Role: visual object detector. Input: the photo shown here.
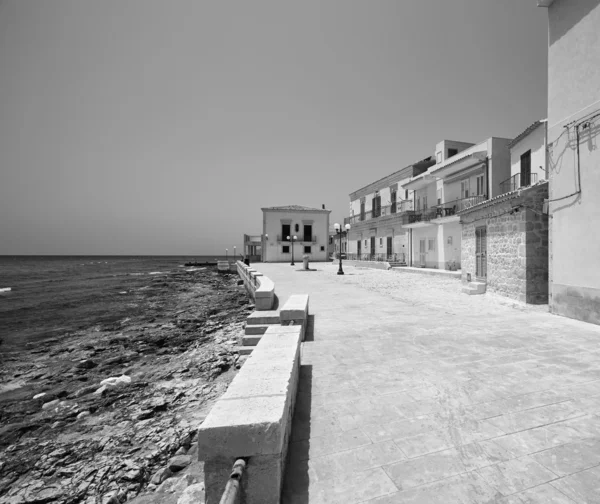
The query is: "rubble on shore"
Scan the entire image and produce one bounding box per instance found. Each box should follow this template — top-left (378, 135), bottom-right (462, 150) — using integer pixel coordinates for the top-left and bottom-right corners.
top-left (0, 267), bottom-right (251, 504)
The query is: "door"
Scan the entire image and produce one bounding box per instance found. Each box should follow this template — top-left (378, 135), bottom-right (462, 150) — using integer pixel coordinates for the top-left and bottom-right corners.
top-left (419, 239), bottom-right (426, 267)
top-left (386, 237), bottom-right (393, 258)
top-left (357, 240), bottom-right (361, 258)
top-left (520, 150), bottom-right (531, 188)
top-left (303, 224), bottom-right (312, 242)
top-left (476, 226), bottom-right (487, 279)
top-left (370, 237), bottom-right (376, 259)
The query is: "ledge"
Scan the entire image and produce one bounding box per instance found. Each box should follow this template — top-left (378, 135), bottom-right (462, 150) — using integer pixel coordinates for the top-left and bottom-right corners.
top-left (197, 321), bottom-right (304, 503)
top-left (237, 261), bottom-right (275, 310)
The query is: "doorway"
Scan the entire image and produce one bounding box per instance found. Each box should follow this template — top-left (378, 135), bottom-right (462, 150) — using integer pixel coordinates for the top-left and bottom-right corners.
top-left (475, 226), bottom-right (487, 279)
top-left (386, 237), bottom-right (393, 259)
top-left (370, 237), bottom-right (376, 259)
top-left (357, 240), bottom-right (361, 258)
top-left (419, 239), bottom-right (426, 267)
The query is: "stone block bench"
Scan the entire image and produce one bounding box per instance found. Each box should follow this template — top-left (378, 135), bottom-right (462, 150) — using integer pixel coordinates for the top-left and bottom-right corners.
top-left (279, 294), bottom-right (309, 341)
top-left (197, 324), bottom-right (302, 504)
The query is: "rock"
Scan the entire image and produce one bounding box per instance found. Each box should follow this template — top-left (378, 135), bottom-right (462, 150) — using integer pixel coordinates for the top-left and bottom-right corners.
top-left (174, 446), bottom-right (187, 455)
top-left (77, 411), bottom-right (90, 420)
top-left (100, 375), bottom-right (132, 388)
top-left (74, 384), bottom-right (99, 398)
top-left (177, 482), bottom-right (205, 504)
top-left (150, 467), bottom-right (172, 485)
top-left (137, 410), bottom-right (154, 420)
top-left (94, 385), bottom-right (108, 396)
top-left (33, 392), bottom-right (46, 400)
top-left (157, 473), bottom-right (195, 494)
top-left (76, 359), bottom-right (98, 369)
top-left (167, 455), bottom-right (191, 473)
top-left (42, 399), bottom-right (60, 410)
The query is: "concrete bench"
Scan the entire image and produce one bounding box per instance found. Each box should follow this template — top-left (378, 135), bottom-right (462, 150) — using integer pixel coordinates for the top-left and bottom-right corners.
top-left (279, 294), bottom-right (310, 341)
top-left (197, 325), bottom-right (302, 504)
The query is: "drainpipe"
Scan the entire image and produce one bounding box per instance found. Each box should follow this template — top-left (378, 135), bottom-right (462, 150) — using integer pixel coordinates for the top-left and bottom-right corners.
top-left (485, 157), bottom-right (490, 198)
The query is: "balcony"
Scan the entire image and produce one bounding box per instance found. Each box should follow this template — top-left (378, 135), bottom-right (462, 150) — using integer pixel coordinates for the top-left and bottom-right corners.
top-left (433, 195), bottom-right (487, 218)
top-left (343, 200), bottom-right (415, 226)
top-left (277, 235), bottom-right (317, 243)
top-left (500, 172), bottom-right (538, 195)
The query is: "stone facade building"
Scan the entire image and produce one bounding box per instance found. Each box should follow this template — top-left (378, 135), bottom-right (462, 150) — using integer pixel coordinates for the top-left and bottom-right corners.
top-left (460, 182), bottom-right (549, 304)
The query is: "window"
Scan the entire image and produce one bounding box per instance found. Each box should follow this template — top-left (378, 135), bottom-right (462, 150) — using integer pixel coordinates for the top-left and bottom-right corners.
top-left (405, 189), bottom-right (409, 200)
top-left (423, 195), bottom-right (428, 210)
top-left (416, 196), bottom-right (421, 211)
top-left (476, 174), bottom-right (485, 196)
top-left (379, 237), bottom-right (383, 246)
top-left (304, 246), bottom-right (311, 254)
top-left (282, 245), bottom-right (290, 253)
top-left (320, 246), bottom-right (325, 251)
top-left (448, 148), bottom-right (458, 158)
top-left (329, 236), bottom-right (333, 245)
top-left (437, 188), bottom-right (442, 206)
top-left (391, 190), bottom-right (397, 213)
top-left (360, 201), bottom-right (365, 221)
top-left (372, 194), bottom-right (382, 218)
top-left (436, 151), bottom-right (442, 163)
top-left (294, 223), bottom-right (299, 233)
top-left (281, 224), bottom-right (291, 241)
top-left (303, 224), bottom-right (312, 242)
top-left (461, 179), bottom-right (470, 199)
top-left (428, 239), bottom-right (435, 251)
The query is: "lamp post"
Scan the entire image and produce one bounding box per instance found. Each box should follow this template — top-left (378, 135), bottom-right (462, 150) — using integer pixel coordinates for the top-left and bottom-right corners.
top-left (287, 235), bottom-right (297, 266)
top-left (334, 223), bottom-right (348, 275)
top-left (262, 234), bottom-right (268, 262)
top-left (233, 246), bottom-right (236, 262)
top-left (345, 223), bottom-right (351, 258)
top-left (226, 248), bottom-right (228, 261)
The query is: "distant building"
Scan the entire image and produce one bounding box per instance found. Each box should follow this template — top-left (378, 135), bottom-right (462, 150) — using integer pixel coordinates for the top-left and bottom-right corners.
top-left (243, 234), bottom-right (262, 262)
top-left (345, 156), bottom-right (435, 264)
top-left (403, 137), bottom-right (512, 270)
top-left (329, 225), bottom-right (348, 258)
top-left (261, 205), bottom-right (331, 262)
top-left (458, 120), bottom-right (549, 302)
top-left (538, 0), bottom-right (600, 324)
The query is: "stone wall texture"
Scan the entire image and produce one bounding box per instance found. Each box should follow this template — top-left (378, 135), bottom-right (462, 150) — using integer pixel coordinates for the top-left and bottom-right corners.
top-left (461, 183), bottom-right (549, 304)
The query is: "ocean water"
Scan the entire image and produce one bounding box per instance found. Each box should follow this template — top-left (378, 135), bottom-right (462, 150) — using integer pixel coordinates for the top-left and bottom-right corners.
top-left (0, 255), bottom-right (235, 351)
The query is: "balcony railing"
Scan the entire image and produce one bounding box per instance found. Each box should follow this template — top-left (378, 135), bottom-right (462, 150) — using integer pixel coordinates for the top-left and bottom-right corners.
top-left (500, 172), bottom-right (538, 194)
top-left (432, 195), bottom-right (486, 217)
top-left (277, 235), bottom-right (317, 243)
top-left (343, 200), bottom-right (415, 226)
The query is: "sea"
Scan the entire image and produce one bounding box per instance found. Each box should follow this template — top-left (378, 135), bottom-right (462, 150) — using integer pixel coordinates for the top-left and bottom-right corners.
top-left (0, 255), bottom-right (234, 352)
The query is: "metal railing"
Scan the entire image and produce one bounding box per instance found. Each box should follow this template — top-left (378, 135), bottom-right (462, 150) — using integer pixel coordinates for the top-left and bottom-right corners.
top-left (343, 200), bottom-right (415, 226)
top-left (220, 459), bottom-right (246, 504)
top-left (345, 252), bottom-right (406, 263)
top-left (500, 172), bottom-right (538, 194)
top-left (430, 195), bottom-right (487, 217)
top-left (277, 235), bottom-right (317, 243)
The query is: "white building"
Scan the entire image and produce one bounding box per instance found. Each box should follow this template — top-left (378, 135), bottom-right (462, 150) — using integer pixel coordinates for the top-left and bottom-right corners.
top-left (262, 205), bottom-right (331, 262)
top-left (403, 137), bottom-right (512, 269)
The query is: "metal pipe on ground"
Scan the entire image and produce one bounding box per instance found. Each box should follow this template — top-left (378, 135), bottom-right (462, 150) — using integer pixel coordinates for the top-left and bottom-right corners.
top-left (219, 459), bottom-right (247, 504)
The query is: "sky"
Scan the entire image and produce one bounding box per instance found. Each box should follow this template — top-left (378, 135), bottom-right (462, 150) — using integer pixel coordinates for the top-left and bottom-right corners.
top-left (0, 0), bottom-right (549, 255)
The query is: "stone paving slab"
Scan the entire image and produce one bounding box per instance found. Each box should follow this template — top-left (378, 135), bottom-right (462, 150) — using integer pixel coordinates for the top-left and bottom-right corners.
top-left (252, 263), bottom-right (600, 504)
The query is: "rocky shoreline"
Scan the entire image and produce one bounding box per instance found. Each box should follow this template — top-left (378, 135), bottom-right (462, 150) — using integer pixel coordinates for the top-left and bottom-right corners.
top-left (0, 266), bottom-right (250, 504)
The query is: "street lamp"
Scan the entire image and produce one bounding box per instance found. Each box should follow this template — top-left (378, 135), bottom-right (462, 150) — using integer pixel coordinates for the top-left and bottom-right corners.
top-left (261, 234), bottom-right (268, 262)
top-left (345, 223), bottom-right (351, 258)
top-left (287, 235), bottom-right (297, 266)
top-left (225, 248), bottom-right (228, 261)
top-left (233, 246), bottom-right (236, 261)
top-left (334, 223), bottom-right (349, 275)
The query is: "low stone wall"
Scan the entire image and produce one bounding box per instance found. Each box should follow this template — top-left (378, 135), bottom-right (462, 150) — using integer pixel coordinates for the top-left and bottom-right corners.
top-left (236, 261), bottom-right (275, 310)
top-left (280, 294), bottom-right (309, 341)
top-left (197, 324), bottom-right (303, 504)
top-left (342, 260), bottom-right (391, 270)
top-left (460, 183), bottom-right (549, 304)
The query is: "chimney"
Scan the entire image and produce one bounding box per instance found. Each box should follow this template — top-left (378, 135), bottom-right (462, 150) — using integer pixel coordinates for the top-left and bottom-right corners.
top-left (322, 204), bottom-right (325, 209)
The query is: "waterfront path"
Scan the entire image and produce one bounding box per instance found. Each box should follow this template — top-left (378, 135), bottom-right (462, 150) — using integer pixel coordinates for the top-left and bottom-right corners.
top-left (255, 262), bottom-right (600, 504)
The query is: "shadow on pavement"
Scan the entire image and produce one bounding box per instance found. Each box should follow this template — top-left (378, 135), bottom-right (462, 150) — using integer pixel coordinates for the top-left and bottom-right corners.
top-left (282, 365), bottom-right (312, 504)
top-left (304, 315), bottom-right (315, 342)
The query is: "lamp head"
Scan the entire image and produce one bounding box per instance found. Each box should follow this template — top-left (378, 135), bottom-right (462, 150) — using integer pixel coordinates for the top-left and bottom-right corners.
top-left (334, 222), bottom-right (340, 231)
top-left (265, 234), bottom-right (268, 239)
top-left (344, 223), bottom-right (351, 231)
top-left (287, 235), bottom-right (290, 240)
top-left (293, 235), bottom-right (297, 240)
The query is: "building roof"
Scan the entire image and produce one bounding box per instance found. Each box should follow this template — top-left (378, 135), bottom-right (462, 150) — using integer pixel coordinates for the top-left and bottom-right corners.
top-left (261, 205), bottom-right (330, 212)
top-left (508, 120), bottom-right (546, 149)
top-left (348, 156), bottom-right (435, 200)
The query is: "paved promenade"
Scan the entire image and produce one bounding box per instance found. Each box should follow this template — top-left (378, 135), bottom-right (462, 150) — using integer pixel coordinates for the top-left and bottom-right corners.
top-left (255, 262), bottom-right (600, 504)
